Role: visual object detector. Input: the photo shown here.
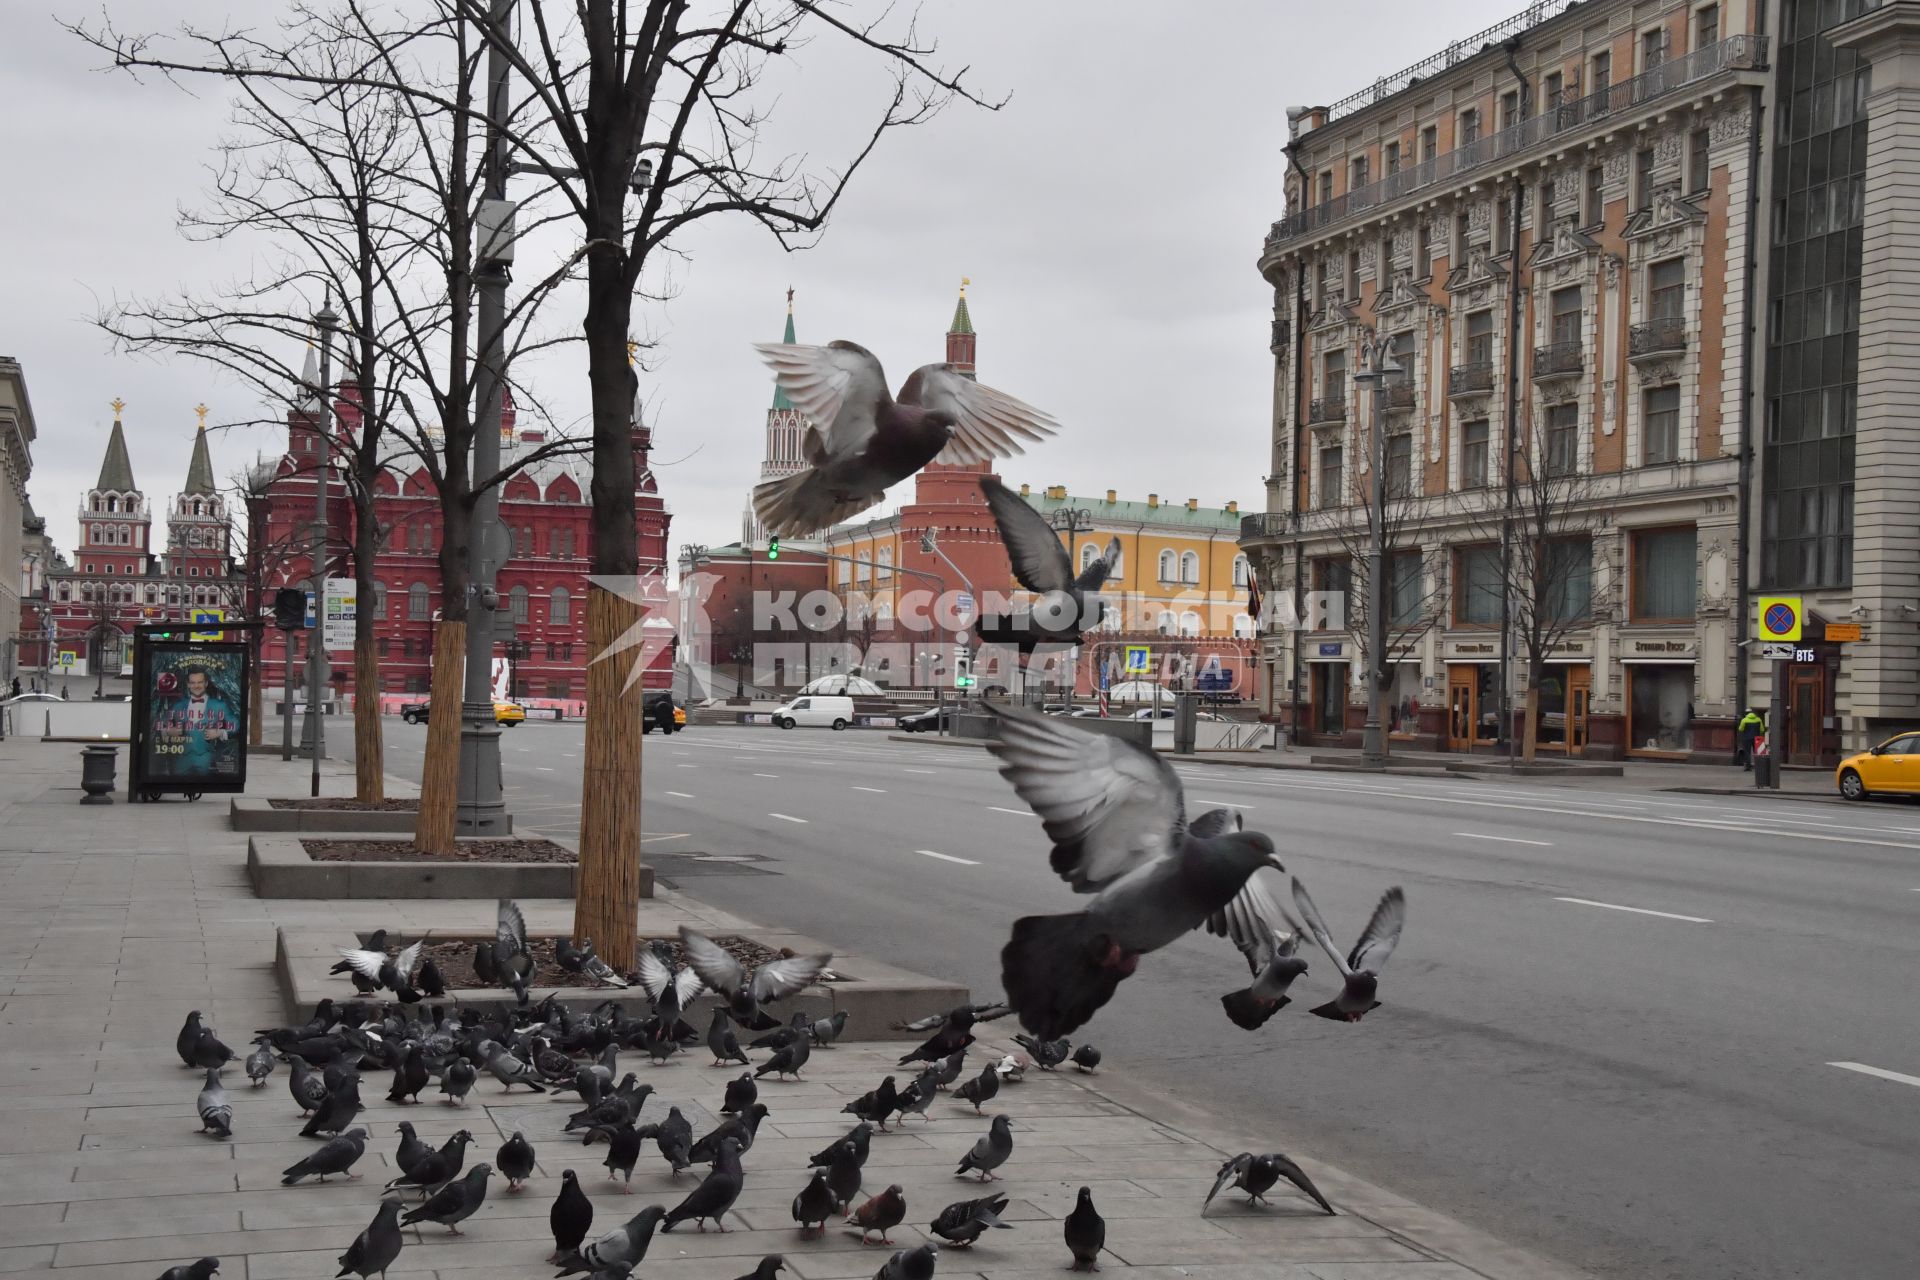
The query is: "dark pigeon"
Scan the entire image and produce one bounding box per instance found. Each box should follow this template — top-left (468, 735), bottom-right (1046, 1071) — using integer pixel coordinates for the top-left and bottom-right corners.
top-left (1071, 1044), bottom-right (1102, 1073)
top-left (177, 1011), bottom-right (210, 1068)
top-left (1204, 1151), bottom-right (1335, 1216)
top-left (386, 1129), bottom-right (471, 1196)
top-left (334, 1199), bottom-right (403, 1280)
top-left (928, 1049), bottom-right (967, 1090)
top-left (187, 1028), bottom-right (236, 1071)
top-left (930, 1193), bottom-right (1010, 1248)
top-left (722, 1072), bottom-right (758, 1115)
top-left (873, 1242), bottom-right (939, 1280)
top-left (301, 1075), bottom-right (362, 1138)
top-left (386, 1043), bottom-right (429, 1104)
top-left (283, 1127), bottom-right (368, 1184)
top-left (846, 1183), bottom-right (905, 1245)
top-left (393, 1122), bottom-right (430, 1179)
top-left (549, 1169), bottom-right (594, 1262)
top-left (792, 1171), bottom-right (837, 1238)
top-left (810, 1122), bottom-right (872, 1170)
top-left (499, 1131), bottom-right (537, 1190)
top-left (1291, 878), bottom-right (1405, 1022)
top-left (288, 1054), bottom-right (329, 1116)
top-left (824, 1138), bottom-right (863, 1213)
top-left (1064, 1186), bottom-right (1105, 1271)
top-left (401, 1163), bottom-right (491, 1233)
top-left (953, 1064), bottom-right (999, 1114)
top-left (954, 1115), bottom-right (1013, 1182)
top-left (842, 1075), bottom-right (897, 1129)
top-left (652, 1106), bottom-right (694, 1175)
top-left (1012, 1034), bottom-right (1071, 1070)
top-left (978, 474), bottom-right (1120, 650)
top-left (439, 1057), bottom-right (477, 1105)
top-left (734, 1256), bottom-right (785, 1280)
top-left (750, 1012), bottom-right (811, 1052)
top-left (754, 1034), bottom-right (810, 1080)
top-left (688, 1103), bottom-right (767, 1164)
top-left (158, 1259), bottom-right (220, 1280)
top-left (678, 926), bottom-right (829, 1028)
top-left (591, 1122), bottom-right (643, 1193)
top-left (333, 940), bottom-right (424, 1002)
top-left (896, 1009), bottom-right (976, 1067)
top-left (416, 958), bottom-right (447, 998)
top-left (708, 1007), bottom-right (750, 1066)
top-left (662, 1138), bottom-right (742, 1232)
top-left (1207, 871), bottom-right (1310, 1030)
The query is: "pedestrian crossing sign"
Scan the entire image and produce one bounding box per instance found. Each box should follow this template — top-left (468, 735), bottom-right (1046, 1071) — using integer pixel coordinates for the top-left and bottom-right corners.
top-left (190, 608), bottom-right (226, 641)
top-left (1123, 644), bottom-right (1152, 674)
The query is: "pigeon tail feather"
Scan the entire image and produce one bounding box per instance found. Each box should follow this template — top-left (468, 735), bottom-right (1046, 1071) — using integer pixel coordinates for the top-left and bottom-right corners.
top-left (999, 912), bottom-right (1128, 1040)
top-left (1220, 989), bottom-right (1288, 1030)
top-left (752, 470), bottom-right (881, 538)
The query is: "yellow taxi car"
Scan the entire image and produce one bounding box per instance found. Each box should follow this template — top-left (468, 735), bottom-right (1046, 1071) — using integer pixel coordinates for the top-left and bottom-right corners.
top-left (494, 701), bottom-right (526, 727)
top-left (1836, 732), bottom-right (1920, 800)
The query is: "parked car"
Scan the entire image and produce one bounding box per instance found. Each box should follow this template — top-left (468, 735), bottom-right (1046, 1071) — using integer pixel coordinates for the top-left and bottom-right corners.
top-left (898, 706), bottom-right (954, 734)
top-left (400, 700), bottom-right (524, 726)
top-left (1836, 731), bottom-right (1920, 800)
top-left (771, 694), bottom-right (854, 730)
top-left (642, 691), bottom-right (683, 735)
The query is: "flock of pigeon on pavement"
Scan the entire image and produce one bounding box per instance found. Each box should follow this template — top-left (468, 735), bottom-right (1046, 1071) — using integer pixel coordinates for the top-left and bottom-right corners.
top-left (158, 339), bottom-right (1406, 1280)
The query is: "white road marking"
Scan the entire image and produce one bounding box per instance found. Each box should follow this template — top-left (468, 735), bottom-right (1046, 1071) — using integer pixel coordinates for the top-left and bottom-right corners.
top-left (1455, 832), bottom-right (1554, 846)
top-left (640, 833), bottom-right (689, 844)
top-left (1829, 1061), bottom-right (1920, 1089)
top-left (852, 786), bottom-right (888, 794)
top-left (1553, 897), bottom-right (1713, 923)
top-left (536, 767), bottom-right (556, 772)
top-left (753, 773), bottom-right (780, 779)
top-left (768, 812), bottom-right (809, 824)
top-left (1191, 799), bottom-right (1254, 809)
top-left (676, 763), bottom-right (698, 769)
top-left (904, 768), bottom-right (937, 775)
top-left (664, 791), bottom-right (696, 799)
top-left (988, 806), bottom-right (1035, 817)
top-left (916, 849), bottom-right (980, 865)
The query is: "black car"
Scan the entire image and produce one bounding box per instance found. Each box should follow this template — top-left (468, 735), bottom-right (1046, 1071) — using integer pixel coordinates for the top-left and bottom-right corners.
top-left (898, 706), bottom-right (954, 734)
top-left (642, 691), bottom-right (682, 735)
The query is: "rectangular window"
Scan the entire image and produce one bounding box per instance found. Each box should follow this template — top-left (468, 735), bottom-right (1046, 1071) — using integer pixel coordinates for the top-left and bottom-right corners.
top-left (1350, 155), bottom-right (1369, 190)
top-left (1314, 259), bottom-right (1331, 310)
top-left (1346, 249), bottom-right (1362, 300)
top-left (1495, 195), bottom-right (1512, 253)
top-left (1642, 27), bottom-right (1668, 71)
top-left (1466, 309), bottom-right (1494, 367)
top-left (1544, 71), bottom-right (1564, 113)
top-left (1591, 51), bottom-right (1611, 97)
top-left (401, 637), bottom-right (413, 659)
top-left (1462, 420), bottom-right (1491, 488)
top-left (1420, 125), bottom-right (1438, 162)
top-left (1688, 127), bottom-right (1711, 193)
top-left (1415, 222), bottom-right (1432, 277)
top-left (1630, 527), bottom-right (1696, 621)
top-left (1385, 432), bottom-right (1414, 497)
top-left (1324, 349), bottom-right (1346, 405)
top-left (1585, 165), bottom-right (1605, 227)
top-left (1389, 551), bottom-right (1424, 626)
top-left (1385, 141), bottom-right (1401, 175)
top-left (1317, 445), bottom-right (1344, 509)
top-left (1379, 235), bottom-right (1393, 283)
top-left (1459, 107), bottom-right (1481, 146)
top-left (377, 637), bottom-right (388, 658)
top-left (1318, 170), bottom-right (1333, 205)
top-left (1546, 403), bottom-right (1580, 476)
top-left (1649, 257), bottom-right (1686, 320)
top-left (1694, 3), bottom-right (1719, 50)
top-left (1454, 211), bottom-right (1472, 262)
top-left (1644, 385), bottom-right (1681, 464)
top-left (1635, 147), bottom-right (1656, 210)
top-left (1551, 286), bottom-right (1583, 346)
top-left (1543, 539), bottom-right (1593, 623)
top-left (1500, 89), bottom-right (1521, 131)
top-left (1454, 545), bottom-right (1503, 626)
top-left (1539, 178), bottom-right (1557, 229)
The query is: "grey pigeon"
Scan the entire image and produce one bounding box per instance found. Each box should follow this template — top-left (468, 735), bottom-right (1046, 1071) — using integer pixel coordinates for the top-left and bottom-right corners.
top-left (1064, 1186), bottom-right (1104, 1271)
top-left (245, 1037), bottom-right (276, 1086)
top-left (734, 1257), bottom-right (785, 1280)
top-left (810, 1011), bottom-right (850, 1046)
top-left (755, 1033), bottom-right (810, 1080)
top-left (187, 1027), bottom-right (236, 1070)
top-left (386, 1129), bottom-right (471, 1196)
top-left (158, 1259), bottom-right (220, 1280)
top-left (579, 939), bottom-right (630, 989)
top-left (653, 1106), bottom-right (694, 1175)
top-left (334, 1199), bottom-right (403, 1280)
top-left (287, 1053), bottom-right (329, 1115)
top-left (283, 1127), bottom-right (369, 1184)
top-left (954, 1115), bottom-right (1013, 1182)
top-left (872, 1242), bottom-right (939, 1280)
top-left (752, 1012), bottom-right (812, 1051)
top-left (987, 705), bottom-right (1283, 1038)
top-left (928, 1049), bottom-right (966, 1090)
top-left (1207, 870), bottom-right (1310, 1030)
top-left (195, 1068), bottom-right (232, 1139)
top-left (176, 1011), bottom-right (210, 1067)
top-left (557, 1205), bottom-right (666, 1276)
top-left (393, 1122), bottom-right (429, 1179)
top-left (401, 1163), bottom-right (491, 1233)
top-left (811, 1121), bottom-right (872, 1170)
top-left (846, 1183), bottom-right (905, 1245)
top-left (953, 1063), bottom-right (999, 1114)
top-left (978, 474), bottom-right (1119, 649)
top-left (751, 338), bottom-right (1058, 535)
top-left (679, 926), bottom-right (830, 1028)
top-left (792, 1171), bottom-right (837, 1237)
top-left (499, 1131), bottom-right (537, 1190)
top-left (707, 1007), bottom-right (750, 1066)
top-left (334, 940), bottom-right (424, 1001)
top-left (487, 899), bottom-right (533, 1005)
top-left (1012, 1034), bottom-right (1071, 1070)
top-left (930, 1193), bottom-right (1010, 1247)
top-left (482, 1040), bottom-right (548, 1092)
top-left (824, 1138), bottom-right (863, 1212)
top-left (301, 1075), bottom-right (362, 1138)
top-left (1204, 1151), bottom-right (1335, 1216)
top-left (1071, 1044), bottom-right (1102, 1073)
top-left (722, 1072), bottom-right (757, 1115)
top-left (843, 1075), bottom-right (898, 1129)
top-left (662, 1138), bottom-right (742, 1232)
top-left (1292, 879), bottom-right (1405, 1022)
top-left (688, 1103), bottom-right (767, 1164)
top-left (895, 1070), bottom-right (938, 1124)
top-left (634, 945), bottom-right (705, 1028)
top-left (549, 1169), bottom-right (594, 1261)
top-left (439, 1056), bottom-right (477, 1104)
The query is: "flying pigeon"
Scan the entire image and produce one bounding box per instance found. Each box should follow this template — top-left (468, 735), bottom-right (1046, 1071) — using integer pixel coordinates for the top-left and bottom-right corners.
top-left (491, 900), bottom-right (534, 1005)
top-left (1204, 1151), bottom-right (1335, 1216)
top-left (1290, 879), bottom-right (1405, 1022)
top-left (792, 1171), bottom-right (838, 1238)
top-left (894, 1002), bottom-right (1012, 1034)
top-left (750, 339), bottom-right (1058, 536)
top-left (953, 1063), bottom-right (999, 1114)
top-left (334, 1200), bottom-right (403, 1280)
top-left (987, 704), bottom-right (1283, 1038)
top-left (549, 1169), bottom-right (595, 1262)
top-left (722, 1072), bottom-right (758, 1115)
top-left (1207, 871), bottom-right (1311, 1030)
top-left (679, 927), bottom-right (829, 1028)
top-left (1012, 1034), bottom-right (1071, 1070)
top-left (708, 1007), bottom-right (751, 1067)
top-left (930, 1193), bottom-right (1010, 1247)
top-left (1064, 1187), bottom-right (1105, 1272)
top-left (662, 1138), bottom-right (743, 1232)
top-left (978, 475), bottom-right (1120, 650)
top-left (873, 1242), bottom-right (940, 1280)
top-left (499, 1131), bottom-right (537, 1190)
top-left (634, 945), bottom-right (705, 1027)
top-left (245, 1036), bottom-right (276, 1087)
top-left (334, 940), bottom-right (424, 1002)
top-left (556, 1205), bottom-right (667, 1277)
top-left (1071, 1044), bottom-right (1102, 1073)
top-left (158, 1259), bottom-right (220, 1280)
top-left (955, 1115), bottom-right (1014, 1182)
top-left (847, 1184), bottom-right (906, 1245)
top-left (283, 1127), bottom-right (368, 1184)
top-left (401, 1163), bottom-right (492, 1233)
top-left (195, 1068), bottom-right (232, 1139)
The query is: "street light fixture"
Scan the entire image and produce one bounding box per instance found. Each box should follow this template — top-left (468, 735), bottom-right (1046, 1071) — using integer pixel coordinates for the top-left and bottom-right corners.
top-left (303, 304), bottom-right (340, 797)
top-left (1351, 331), bottom-right (1405, 770)
top-left (1048, 506), bottom-right (1095, 710)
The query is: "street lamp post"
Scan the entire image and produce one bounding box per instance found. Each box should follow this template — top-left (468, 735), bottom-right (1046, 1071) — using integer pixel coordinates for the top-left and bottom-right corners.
top-left (1048, 506), bottom-right (1094, 710)
top-left (305, 304), bottom-right (340, 797)
top-left (1352, 331), bottom-right (1403, 770)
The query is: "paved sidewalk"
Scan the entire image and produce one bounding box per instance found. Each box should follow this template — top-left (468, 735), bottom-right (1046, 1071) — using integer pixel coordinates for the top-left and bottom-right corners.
top-left (0, 737), bottom-right (1586, 1280)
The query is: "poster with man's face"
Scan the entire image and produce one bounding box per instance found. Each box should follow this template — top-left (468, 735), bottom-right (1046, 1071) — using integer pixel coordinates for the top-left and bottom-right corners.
top-left (143, 645), bottom-right (247, 781)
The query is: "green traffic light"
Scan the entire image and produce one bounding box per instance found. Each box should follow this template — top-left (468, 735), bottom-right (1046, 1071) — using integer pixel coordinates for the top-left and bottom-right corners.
top-left (768, 536), bottom-right (781, 560)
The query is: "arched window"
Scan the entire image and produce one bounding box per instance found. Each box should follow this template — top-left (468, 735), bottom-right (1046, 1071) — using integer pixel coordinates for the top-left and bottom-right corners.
top-left (1158, 549), bottom-right (1176, 582)
top-left (373, 582), bottom-right (389, 618)
top-left (1080, 543), bottom-right (1099, 573)
top-left (145, 586), bottom-right (157, 604)
top-left (1099, 602), bottom-right (1122, 632)
top-left (1233, 613), bottom-right (1256, 638)
top-left (167, 588), bottom-right (180, 606)
top-left (91, 497), bottom-right (102, 513)
top-left (510, 584), bottom-right (530, 625)
top-left (1180, 551), bottom-right (1200, 584)
top-left (1156, 609), bottom-right (1176, 634)
top-left (1179, 610), bottom-right (1202, 637)
top-left (1232, 555), bottom-right (1250, 588)
top-left (90, 524), bottom-right (102, 544)
top-left (550, 586), bottom-right (571, 626)
top-left (57, 582), bottom-right (70, 602)
top-left (106, 497), bottom-right (118, 513)
top-left (877, 547), bottom-right (893, 580)
top-left (408, 582), bottom-right (430, 620)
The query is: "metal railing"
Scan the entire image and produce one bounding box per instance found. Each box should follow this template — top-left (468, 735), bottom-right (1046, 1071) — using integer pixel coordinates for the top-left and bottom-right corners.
top-left (1629, 315), bottom-right (1689, 356)
top-left (1449, 361), bottom-right (1495, 395)
top-left (1239, 512), bottom-right (1292, 541)
top-left (1271, 318), bottom-right (1291, 352)
top-left (1308, 395), bottom-right (1348, 424)
top-left (1317, 1), bottom-right (1584, 126)
top-left (1384, 384), bottom-right (1417, 410)
top-left (1533, 340), bottom-right (1585, 377)
top-left (1268, 35), bottom-right (1767, 249)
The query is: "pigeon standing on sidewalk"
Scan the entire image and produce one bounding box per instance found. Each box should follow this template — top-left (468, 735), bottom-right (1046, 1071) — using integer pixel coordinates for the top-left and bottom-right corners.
top-left (755, 1032), bottom-right (810, 1080)
top-left (1064, 1187), bottom-right (1105, 1272)
top-left (557, 1205), bottom-right (667, 1277)
top-left (177, 1011), bottom-right (211, 1067)
top-left (930, 1194), bottom-right (1010, 1248)
top-left (195, 1068), bottom-right (232, 1139)
top-left (386, 1130), bottom-right (471, 1196)
top-left (157, 1259), bottom-right (220, 1280)
top-left (282, 1127), bottom-right (368, 1184)
top-left (245, 1036), bottom-right (276, 1087)
top-left (498, 1131), bottom-right (536, 1190)
top-left (549, 1169), bottom-right (594, 1262)
top-left (401, 1163), bottom-right (492, 1233)
top-left (1012, 1034), bottom-right (1071, 1070)
top-left (438, 1055), bottom-right (477, 1104)
top-left (1204, 1152), bottom-right (1335, 1216)
top-left (334, 1199), bottom-right (404, 1280)
top-left (301, 1074), bottom-right (362, 1138)
top-left (1071, 1045), bottom-right (1102, 1073)
top-left (792, 1171), bottom-right (837, 1238)
top-left (847, 1184), bottom-right (906, 1245)
top-left (735, 1256), bottom-right (786, 1280)
top-left (873, 1242), bottom-right (940, 1280)
top-left (287, 1054), bottom-right (328, 1116)
top-left (810, 1011), bottom-right (850, 1046)
top-left (750, 338), bottom-right (1059, 536)
top-left (393, 1122), bottom-right (429, 1180)
top-left (652, 1106), bottom-right (694, 1175)
top-left (954, 1063), bottom-right (999, 1114)
top-left (708, 1007), bottom-right (751, 1067)
top-left (954, 1116), bottom-right (1013, 1182)
top-left (663, 1138), bottom-right (743, 1232)
top-left (722, 1072), bottom-right (758, 1115)
top-left (1290, 879), bottom-right (1406, 1023)
top-left (824, 1139), bottom-right (864, 1213)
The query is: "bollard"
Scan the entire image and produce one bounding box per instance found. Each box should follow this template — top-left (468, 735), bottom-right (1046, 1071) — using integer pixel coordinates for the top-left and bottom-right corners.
top-left (79, 743), bottom-right (118, 804)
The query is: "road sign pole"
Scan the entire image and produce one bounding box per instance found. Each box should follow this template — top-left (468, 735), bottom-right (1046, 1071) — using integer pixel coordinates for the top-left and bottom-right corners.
top-left (1769, 657), bottom-right (1785, 790)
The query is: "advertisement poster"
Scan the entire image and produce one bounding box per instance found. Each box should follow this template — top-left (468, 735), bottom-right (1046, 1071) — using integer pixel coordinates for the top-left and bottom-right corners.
top-left (323, 577), bottom-right (356, 650)
top-left (131, 638), bottom-right (251, 797)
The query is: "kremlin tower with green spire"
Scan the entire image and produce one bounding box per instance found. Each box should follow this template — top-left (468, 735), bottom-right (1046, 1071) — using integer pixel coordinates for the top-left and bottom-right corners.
top-left (743, 287), bottom-right (815, 546)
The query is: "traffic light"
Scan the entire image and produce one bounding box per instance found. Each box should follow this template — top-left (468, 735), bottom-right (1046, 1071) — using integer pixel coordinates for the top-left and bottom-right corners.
top-left (767, 535), bottom-right (780, 561)
top-left (272, 587), bottom-right (307, 631)
top-left (954, 648), bottom-right (975, 690)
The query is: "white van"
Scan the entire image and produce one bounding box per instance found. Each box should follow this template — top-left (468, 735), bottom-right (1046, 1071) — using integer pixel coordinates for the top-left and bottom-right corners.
top-left (771, 694), bottom-right (855, 730)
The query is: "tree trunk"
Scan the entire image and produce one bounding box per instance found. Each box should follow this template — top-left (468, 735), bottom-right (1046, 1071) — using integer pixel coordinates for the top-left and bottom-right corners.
top-left (412, 620), bottom-right (466, 853)
top-left (248, 629), bottom-right (264, 747)
top-left (351, 496), bottom-right (384, 802)
top-left (575, 584), bottom-right (643, 961)
top-left (1521, 675), bottom-right (1542, 763)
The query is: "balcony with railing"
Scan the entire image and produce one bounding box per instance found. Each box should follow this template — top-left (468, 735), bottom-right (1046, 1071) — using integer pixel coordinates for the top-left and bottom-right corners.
top-left (1239, 512), bottom-right (1292, 544)
top-left (1307, 395), bottom-right (1348, 425)
top-left (1448, 361), bottom-right (1495, 398)
top-left (1270, 318), bottom-right (1291, 353)
top-left (1532, 340), bottom-right (1585, 381)
top-left (1383, 383), bottom-right (1417, 411)
top-left (1263, 35), bottom-right (1768, 253)
top-left (1629, 315), bottom-right (1689, 359)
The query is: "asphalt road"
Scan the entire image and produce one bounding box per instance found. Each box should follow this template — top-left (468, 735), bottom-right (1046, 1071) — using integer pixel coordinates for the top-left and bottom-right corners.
top-left (357, 717), bottom-right (1920, 1280)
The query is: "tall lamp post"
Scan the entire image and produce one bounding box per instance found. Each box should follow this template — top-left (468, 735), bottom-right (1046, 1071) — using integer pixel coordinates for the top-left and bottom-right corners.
top-left (1049, 505), bottom-right (1094, 710)
top-left (304, 304), bottom-right (340, 797)
top-left (1351, 331), bottom-right (1403, 770)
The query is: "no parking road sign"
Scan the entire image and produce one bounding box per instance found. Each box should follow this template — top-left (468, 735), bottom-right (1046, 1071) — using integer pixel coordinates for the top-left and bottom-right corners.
top-left (1757, 595), bottom-right (1803, 643)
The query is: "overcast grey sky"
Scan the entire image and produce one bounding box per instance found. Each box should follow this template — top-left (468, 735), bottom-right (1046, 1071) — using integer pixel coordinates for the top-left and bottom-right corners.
top-left (4, 1), bottom-right (1517, 562)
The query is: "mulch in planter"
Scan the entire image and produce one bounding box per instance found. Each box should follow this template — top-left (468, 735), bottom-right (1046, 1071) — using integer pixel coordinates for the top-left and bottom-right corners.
top-left (271, 797), bottom-right (419, 811)
top-left (414, 934), bottom-right (784, 991)
top-left (302, 837), bottom-right (576, 863)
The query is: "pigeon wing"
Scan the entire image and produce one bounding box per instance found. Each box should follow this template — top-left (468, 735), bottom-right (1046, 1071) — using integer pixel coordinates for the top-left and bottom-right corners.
top-left (1207, 870), bottom-right (1288, 975)
top-left (634, 949), bottom-right (674, 1002)
top-left (677, 927), bottom-right (746, 997)
top-left (1289, 877), bottom-right (1355, 979)
top-left (754, 341), bottom-right (887, 458)
top-left (335, 948), bottom-right (388, 982)
top-left (1185, 807), bottom-right (1242, 839)
top-left (979, 475), bottom-right (1073, 594)
top-left (749, 953), bottom-right (830, 1004)
top-left (1074, 537), bottom-right (1124, 592)
top-left (496, 899), bottom-right (528, 954)
top-left (1347, 886), bottom-right (1406, 976)
top-left (908, 365), bottom-right (1059, 465)
top-left (986, 704), bottom-right (1185, 892)
top-left (393, 941), bottom-right (424, 982)
top-left (1205, 1153), bottom-right (1252, 1210)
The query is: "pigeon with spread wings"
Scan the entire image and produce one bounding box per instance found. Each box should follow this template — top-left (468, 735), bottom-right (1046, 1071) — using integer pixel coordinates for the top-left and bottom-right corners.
top-left (750, 340), bottom-right (1058, 537)
top-left (1290, 879), bottom-right (1405, 1022)
top-left (1206, 872), bottom-right (1310, 1030)
top-left (678, 927), bottom-right (830, 1030)
top-left (977, 476), bottom-right (1120, 651)
top-left (334, 940), bottom-right (425, 1002)
top-left (986, 705), bottom-right (1283, 1038)
top-left (491, 899), bottom-right (534, 1006)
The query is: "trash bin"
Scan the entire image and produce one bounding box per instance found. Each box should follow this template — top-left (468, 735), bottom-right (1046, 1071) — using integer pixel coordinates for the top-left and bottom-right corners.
top-left (1752, 754), bottom-right (1774, 789)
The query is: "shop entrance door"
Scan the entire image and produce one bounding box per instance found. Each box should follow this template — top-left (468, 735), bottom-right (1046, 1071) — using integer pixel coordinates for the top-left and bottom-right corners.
top-left (1566, 666), bottom-right (1590, 757)
top-left (1310, 664), bottom-right (1346, 737)
top-left (1447, 666), bottom-right (1477, 751)
top-left (1788, 666), bottom-right (1825, 765)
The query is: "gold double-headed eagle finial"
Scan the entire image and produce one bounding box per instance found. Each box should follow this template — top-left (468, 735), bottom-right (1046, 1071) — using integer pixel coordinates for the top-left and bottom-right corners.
top-left (110, 397), bottom-right (126, 423)
top-left (194, 402), bottom-right (209, 430)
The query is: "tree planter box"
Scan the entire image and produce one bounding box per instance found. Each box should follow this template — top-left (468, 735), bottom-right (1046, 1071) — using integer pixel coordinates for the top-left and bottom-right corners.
top-left (229, 796), bottom-right (493, 834)
top-left (272, 925), bottom-right (967, 1038)
top-left (246, 833), bottom-right (652, 899)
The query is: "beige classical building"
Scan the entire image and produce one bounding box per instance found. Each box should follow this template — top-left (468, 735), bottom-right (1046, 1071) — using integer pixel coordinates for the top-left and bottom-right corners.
top-left (1242, 0), bottom-right (1920, 764)
top-left (0, 358), bottom-right (37, 684)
